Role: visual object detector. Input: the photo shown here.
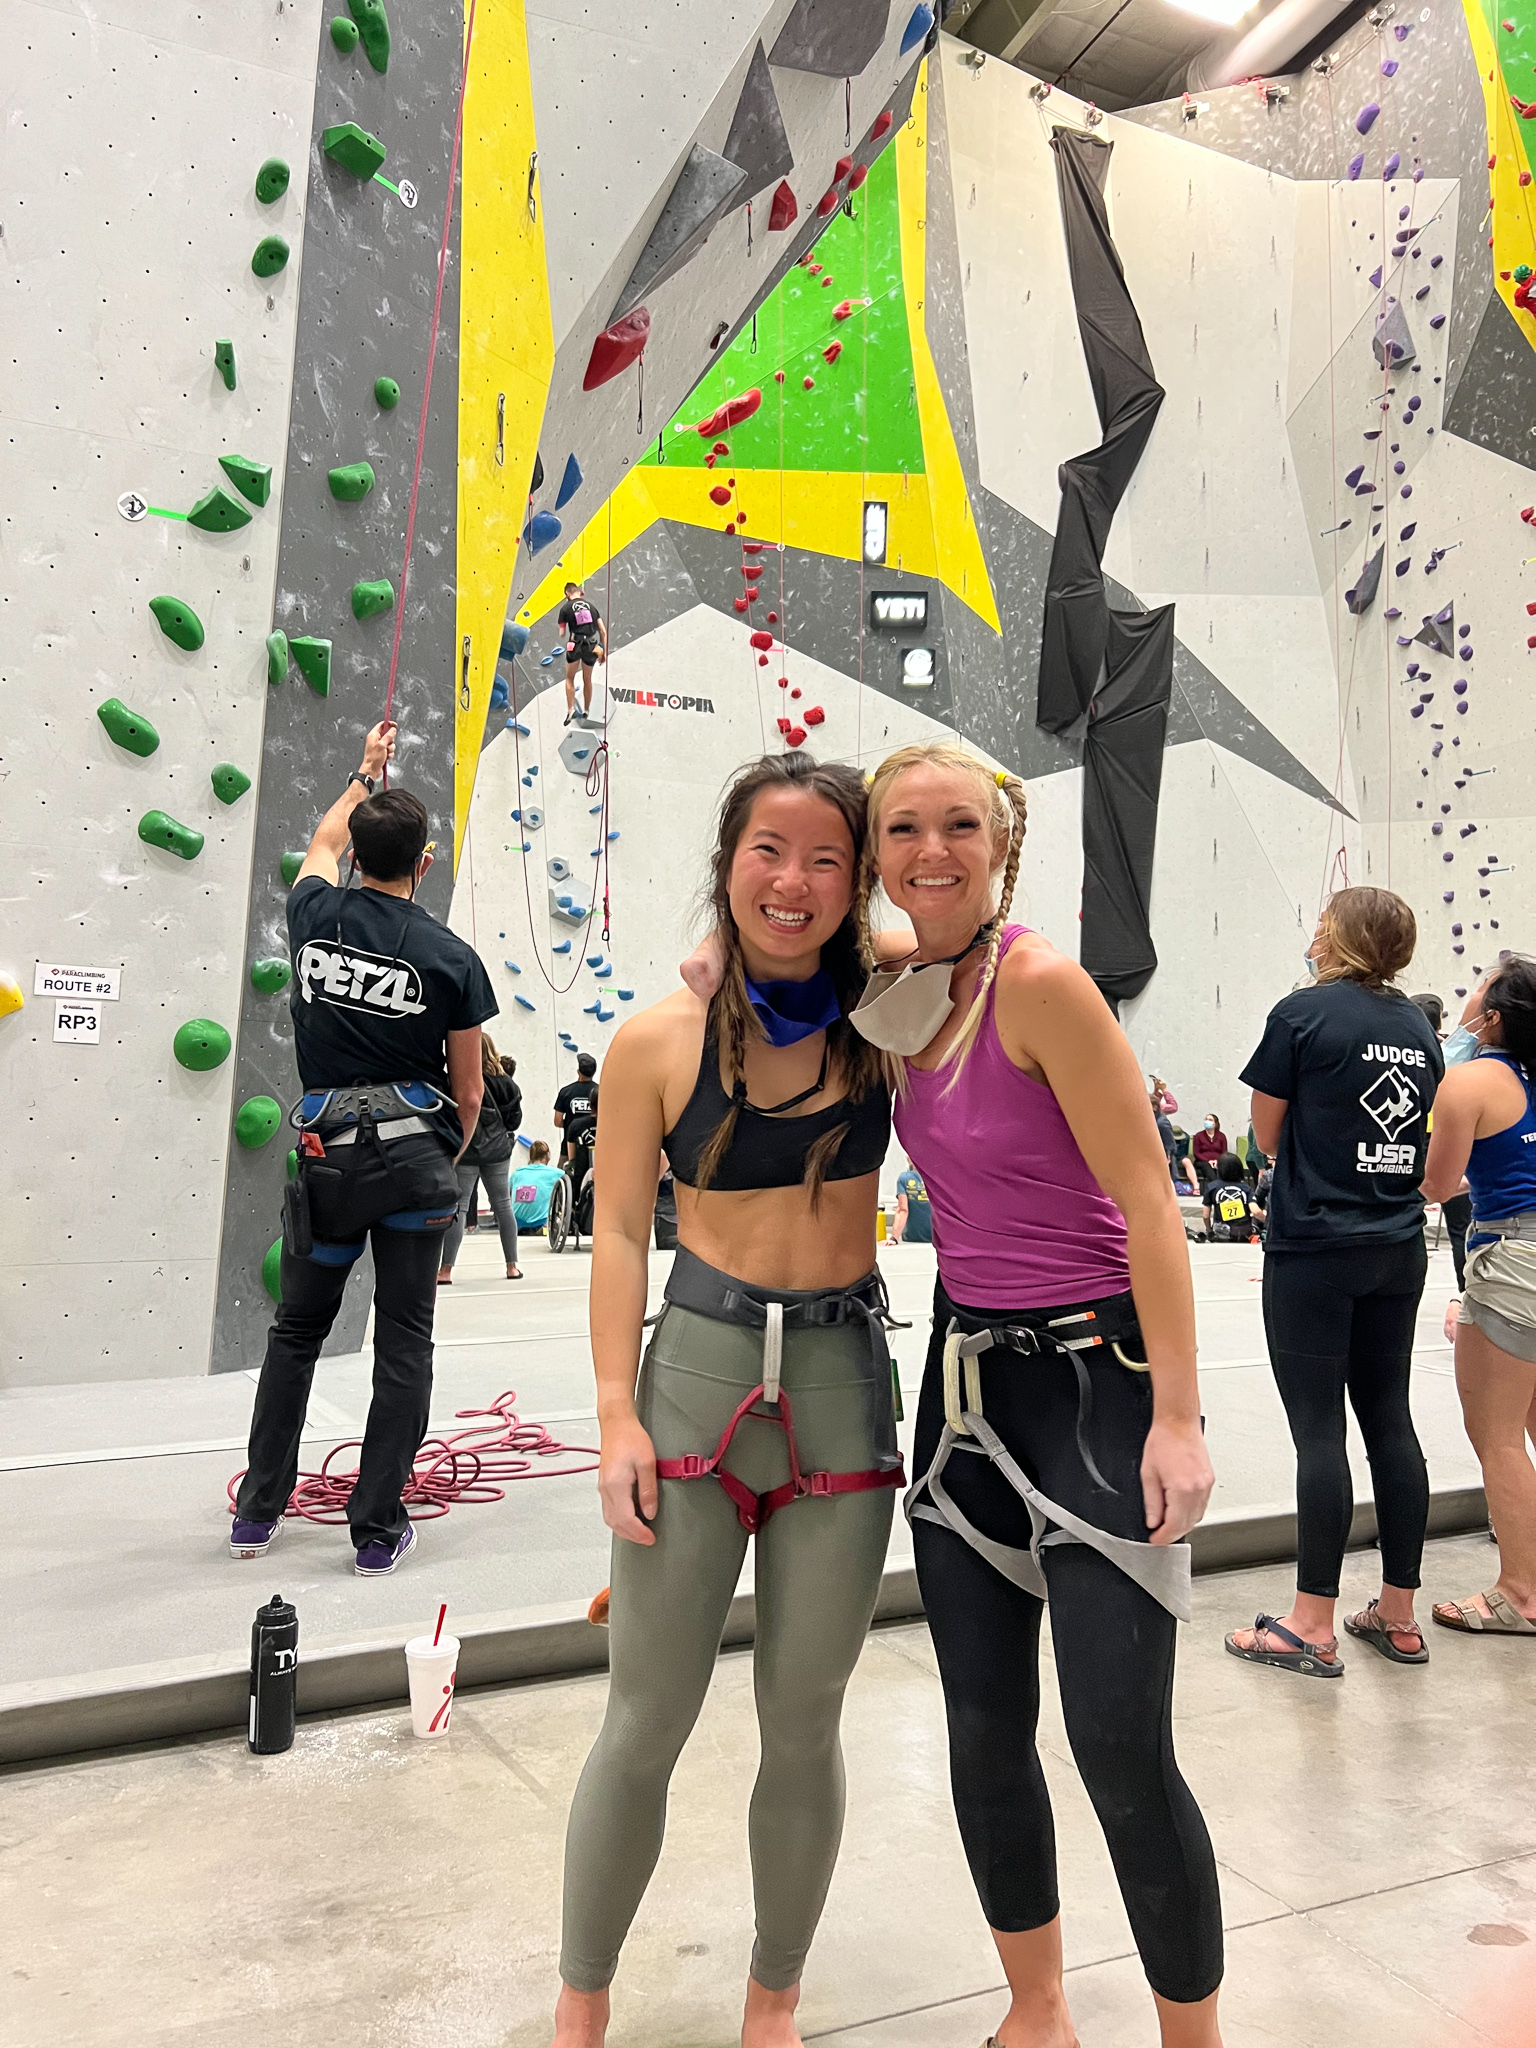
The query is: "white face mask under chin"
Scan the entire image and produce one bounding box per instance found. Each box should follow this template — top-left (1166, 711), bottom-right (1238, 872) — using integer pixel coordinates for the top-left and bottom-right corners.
top-left (849, 959), bottom-right (957, 1055)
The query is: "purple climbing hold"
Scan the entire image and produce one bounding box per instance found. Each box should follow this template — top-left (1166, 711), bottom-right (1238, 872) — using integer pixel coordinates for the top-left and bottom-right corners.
top-left (1433, 743), bottom-right (1444, 759)
top-left (1408, 395), bottom-right (1422, 411)
top-left (1398, 205), bottom-right (1411, 222)
top-left (1431, 818), bottom-right (1442, 828)
top-left (1415, 285), bottom-right (1431, 300)
top-left (1369, 265), bottom-right (1383, 288)
top-left (1431, 253), bottom-right (1444, 268)
top-left (1429, 313), bottom-right (1446, 328)
top-left (1444, 852), bottom-right (1455, 862)
top-left (1348, 153), bottom-right (1365, 180)
top-left (1406, 661), bottom-right (1421, 676)
top-left (1454, 680), bottom-right (1468, 695)
top-left (1401, 523), bottom-right (1417, 541)
top-left (1382, 58), bottom-right (1400, 77)
top-left (1397, 634), bottom-right (1413, 645)
top-left (1363, 429), bottom-right (1382, 440)
top-left (1435, 603), bottom-right (1452, 622)
top-left (1396, 559), bottom-right (1412, 575)
top-left (1384, 606), bottom-right (1402, 618)
top-left (1345, 464), bottom-right (1364, 489)
top-left (1355, 482), bottom-right (1376, 495)
top-left (1457, 702), bottom-right (1469, 714)
top-left (1394, 460), bottom-right (1406, 474)
top-left (1413, 167), bottom-right (1425, 181)
top-left (1464, 646), bottom-right (1474, 658)
top-left (1459, 623), bottom-right (1471, 637)
top-left (1411, 705), bottom-right (1426, 718)
top-left (1357, 102), bottom-right (1381, 135)
top-left (1452, 923), bottom-right (1463, 937)
top-left (1401, 484), bottom-right (1413, 497)
top-left (1395, 20), bottom-right (1411, 38)
top-left (1382, 153), bottom-right (1401, 179)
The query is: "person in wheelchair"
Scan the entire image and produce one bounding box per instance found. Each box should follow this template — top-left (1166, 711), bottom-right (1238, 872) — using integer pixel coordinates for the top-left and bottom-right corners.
top-left (1202, 1152), bottom-right (1261, 1244)
top-left (551, 1053), bottom-right (600, 1249)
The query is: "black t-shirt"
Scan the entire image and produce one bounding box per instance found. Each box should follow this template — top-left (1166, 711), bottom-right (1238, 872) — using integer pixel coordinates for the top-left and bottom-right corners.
top-left (555, 1078), bottom-right (599, 1144)
top-left (288, 878), bottom-right (498, 1147)
top-left (1240, 980), bottom-right (1444, 1250)
top-left (557, 596), bottom-right (601, 646)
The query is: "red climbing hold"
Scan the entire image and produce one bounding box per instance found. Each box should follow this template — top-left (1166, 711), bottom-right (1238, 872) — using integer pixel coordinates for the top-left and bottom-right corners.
top-left (848, 163), bottom-right (869, 190)
top-left (777, 717), bottom-right (793, 734)
top-left (787, 726), bottom-right (807, 748)
top-left (1523, 171), bottom-right (1534, 185)
top-left (871, 110), bottom-right (894, 141)
top-left (774, 369), bottom-right (786, 383)
top-left (833, 299), bottom-right (853, 321)
top-left (767, 611), bottom-right (778, 624)
top-left (724, 522), bottom-right (737, 535)
top-left (709, 484), bottom-right (733, 505)
top-left (583, 308), bottom-right (650, 390)
top-left (834, 155), bottom-right (853, 182)
top-left (1527, 601), bottom-right (1536, 614)
top-left (816, 188), bottom-right (840, 218)
top-left (694, 389), bottom-right (762, 437)
top-left (742, 541), bottom-right (765, 554)
top-left (704, 453), bottom-right (716, 468)
top-left (823, 340), bottom-right (843, 364)
top-left (749, 630), bottom-right (775, 650)
top-left (803, 375), bottom-right (816, 390)
top-left (1529, 635), bottom-right (1536, 648)
top-left (736, 513), bottom-right (748, 526)
top-left (734, 597), bottom-right (749, 614)
top-left (1522, 507), bottom-right (1536, 522)
top-left (808, 263), bottom-right (823, 276)
top-left (778, 677), bottom-right (789, 689)
top-left (743, 585), bottom-right (759, 601)
top-left (713, 441), bottom-right (730, 456)
top-left (803, 705), bottom-right (825, 726)
top-left (743, 563), bottom-right (764, 580)
top-left (727, 477), bottom-right (736, 487)
top-left (769, 179), bottom-right (798, 232)
top-left (790, 687), bottom-right (801, 700)
top-left (758, 654), bottom-right (769, 666)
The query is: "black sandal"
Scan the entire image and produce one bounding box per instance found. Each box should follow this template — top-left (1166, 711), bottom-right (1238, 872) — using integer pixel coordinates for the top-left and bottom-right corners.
top-left (1344, 1598), bottom-right (1429, 1664)
top-left (1224, 1612), bottom-right (1344, 1679)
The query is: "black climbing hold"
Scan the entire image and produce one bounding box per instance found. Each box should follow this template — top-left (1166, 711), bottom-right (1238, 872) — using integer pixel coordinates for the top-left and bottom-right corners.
top-left (252, 236), bottom-right (290, 279)
top-left (374, 375), bottom-right (400, 410)
top-left (329, 461), bottom-right (375, 502)
top-left (290, 636), bottom-right (332, 696)
top-left (188, 484), bottom-right (254, 533)
top-left (174, 1018), bottom-right (231, 1072)
top-left (280, 851), bottom-right (304, 887)
top-left (251, 957), bottom-right (292, 994)
top-left (211, 763), bottom-right (252, 805)
top-left (139, 810), bottom-right (205, 860)
top-left (255, 158), bottom-right (291, 204)
top-left (352, 577), bottom-right (395, 620)
top-left (348, 0), bottom-right (390, 73)
top-left (214, 339), bottom-right (237, 391)
top-left (97, 698), bottom-right (160, 757)
top-left (330, 14), bottom-right (360, 50)
top-left (149, 595), bottom-right (205, 651)
top-left (220, 453), bottom-right (273, 507)
top-left (322, 121), bottom-right (386, 180)
top-left (266, 630), bottom-right (289, 685)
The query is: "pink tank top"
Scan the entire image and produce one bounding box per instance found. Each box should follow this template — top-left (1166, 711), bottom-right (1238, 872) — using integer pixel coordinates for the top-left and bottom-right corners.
top-left (891, 925), bottom-right (1131, 1309)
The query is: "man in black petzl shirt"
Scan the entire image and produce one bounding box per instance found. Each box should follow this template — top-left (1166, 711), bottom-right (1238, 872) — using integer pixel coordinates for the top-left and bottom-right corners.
top-left (231, 721), bottom-right (498, 1577)
top-left (554, 1051), bottom-right (599, 1167)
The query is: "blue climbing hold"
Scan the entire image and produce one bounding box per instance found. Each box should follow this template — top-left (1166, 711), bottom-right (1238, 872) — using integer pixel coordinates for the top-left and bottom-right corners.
top-left (587, 954), bottom-right (604, 966)
top-left (490, 676), bottom-right (509, 712)
top-left (555, 453), bottom-right (584, 510)
top-left (553, 940), bottom-right (572, 954)
top-left (522, 842), bottom-right (532, 852)
top-left (573, 747), bottom-right (590, 762)
top-left (584, 1000), bottom-right (602, 1016)
top-left (596, 1006), bottom-right (615, 1022)
top-left (511, 809), bottom-right (523, 822)
top-left (617, 989), bottom-right (634, 1000)
top-left (507, 718), bottom-right (531, 736)
top-left (525, 510), bottom-right (563, 555)
top-left (558, 894), bottom-right (574, 908)
top-left (589, 804), bottom-right (604, 816)
top-left (500, 619), bottom-right (530, 662)
top-left (594, 966), bottom-right (613, 979)
top-left (522, 774), bottom-right (533, 787)
top-left (515, 994), bottom-right (536, 1012)
top-left (540, 647), bottom-right (560, 667)
top-left (607, 830), bottom-right (620, 842)
top-left (504, 959), bottom-right (521, 973)
top-left (528, 766), bottom-right (538, 776)
top-left (900, 3), bottom-right (934, 55)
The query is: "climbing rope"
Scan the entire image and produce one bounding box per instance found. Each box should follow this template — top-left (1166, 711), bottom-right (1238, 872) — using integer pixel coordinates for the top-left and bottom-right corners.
top-left (227, 1388), bottom-right (598, 1525)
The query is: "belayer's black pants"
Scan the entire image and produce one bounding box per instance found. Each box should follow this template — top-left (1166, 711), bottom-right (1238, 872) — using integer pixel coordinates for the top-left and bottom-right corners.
top-left (1262, 1236), bottom-right (1429, 1598)
top-left (236, 1132), bottom-right (457, 1550)
top-left (910, 1281), bottom-right (1223, 2007)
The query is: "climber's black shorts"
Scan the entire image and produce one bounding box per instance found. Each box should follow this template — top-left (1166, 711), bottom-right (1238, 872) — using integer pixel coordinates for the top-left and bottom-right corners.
top-left (566, 641), bottom-right (599, 667)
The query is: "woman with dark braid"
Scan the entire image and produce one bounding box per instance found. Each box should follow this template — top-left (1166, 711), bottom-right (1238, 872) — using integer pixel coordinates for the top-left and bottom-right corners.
top-left (553, 753), bottom-right (901, 2048)
top-left (850, 742), bottom-right (1224, 2048)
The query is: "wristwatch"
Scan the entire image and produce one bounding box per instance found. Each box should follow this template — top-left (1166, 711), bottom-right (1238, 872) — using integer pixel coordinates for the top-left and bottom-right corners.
top-left (348, 770), bottom-right (375, 795)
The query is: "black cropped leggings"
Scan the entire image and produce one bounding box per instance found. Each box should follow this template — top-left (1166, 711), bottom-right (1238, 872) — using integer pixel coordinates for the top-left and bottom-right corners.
top-left (1262, 1237), bottom-right (1429, 1598)
top-left (911, 1283), bottom-right (1223, 2007)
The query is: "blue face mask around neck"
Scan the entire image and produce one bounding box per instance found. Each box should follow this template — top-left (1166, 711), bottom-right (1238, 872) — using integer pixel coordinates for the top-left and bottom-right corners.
top-left (744, 968), bottom-right (842, 1047)
top-left (1443, 1023), bottom-right (1482, 1065)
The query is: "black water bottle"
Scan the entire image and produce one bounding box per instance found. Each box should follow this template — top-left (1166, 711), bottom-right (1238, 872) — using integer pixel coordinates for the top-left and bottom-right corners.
top-left (249, 1593), bottom-right (299, 1754)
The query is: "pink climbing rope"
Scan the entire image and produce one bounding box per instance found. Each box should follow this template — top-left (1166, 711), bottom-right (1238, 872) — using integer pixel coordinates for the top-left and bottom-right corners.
top-left (381, 0), bottom-right (478, 763)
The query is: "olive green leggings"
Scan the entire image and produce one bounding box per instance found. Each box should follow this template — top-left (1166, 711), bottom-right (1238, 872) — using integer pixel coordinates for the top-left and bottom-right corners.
top-left (559, 1300), bottom-right (897, 1993)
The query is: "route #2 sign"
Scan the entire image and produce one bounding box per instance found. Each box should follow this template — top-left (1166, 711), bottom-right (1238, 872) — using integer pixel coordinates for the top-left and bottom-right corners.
top-left (34, 962), bottom-right (122, 1001)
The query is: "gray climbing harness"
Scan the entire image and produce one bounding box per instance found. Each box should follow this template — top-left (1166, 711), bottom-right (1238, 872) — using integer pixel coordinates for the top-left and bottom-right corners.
top-left (906, 1310), bottom-right (1192, 1623)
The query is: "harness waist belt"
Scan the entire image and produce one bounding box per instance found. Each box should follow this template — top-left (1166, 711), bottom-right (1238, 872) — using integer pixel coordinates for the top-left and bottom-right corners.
top-left (322, 1115), bottom-right (435, 1147)
top-left (1467, 1209), bottom-right (1536, 1249)
top-left (295, 1080), bottom-right (451, 1135)
top-left (651, 1246), bottom-right (905, 1535)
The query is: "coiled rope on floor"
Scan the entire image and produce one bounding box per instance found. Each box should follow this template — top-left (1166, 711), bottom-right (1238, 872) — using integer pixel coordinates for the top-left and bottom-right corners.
top-left (227, 1389), bottom-right (599, 1524)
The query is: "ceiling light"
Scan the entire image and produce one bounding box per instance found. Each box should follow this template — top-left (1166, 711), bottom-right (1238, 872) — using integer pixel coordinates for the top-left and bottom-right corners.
top-left (1165, 0), bottom-right (1259, 24)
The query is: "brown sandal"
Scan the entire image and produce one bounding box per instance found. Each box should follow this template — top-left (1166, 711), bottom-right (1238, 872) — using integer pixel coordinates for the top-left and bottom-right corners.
top-left (1344, 1598), bottom-right (1429, 1664)
top-left (1433, 1590), bottom-right (1536, 1635)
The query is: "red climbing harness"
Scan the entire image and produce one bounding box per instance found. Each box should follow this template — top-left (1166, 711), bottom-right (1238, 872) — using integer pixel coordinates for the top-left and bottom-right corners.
top-left (656, 1382), bottom-right (902, 1535)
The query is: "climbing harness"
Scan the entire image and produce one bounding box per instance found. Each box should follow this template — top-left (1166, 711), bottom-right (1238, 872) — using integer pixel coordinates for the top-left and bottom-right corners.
top-left (907, 1304), bottom-right (1193, 1623)
top-left (649, 1248), bottom-right (906, 1535)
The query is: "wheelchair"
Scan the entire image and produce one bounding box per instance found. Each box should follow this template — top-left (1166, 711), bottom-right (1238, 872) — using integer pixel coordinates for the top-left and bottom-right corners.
top-left (547, 1132), bottom-right (595, 1254)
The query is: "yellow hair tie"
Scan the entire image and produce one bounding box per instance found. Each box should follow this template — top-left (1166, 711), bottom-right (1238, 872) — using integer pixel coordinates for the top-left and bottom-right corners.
top-left (995, 770), bottom-right (1008, 787)
top-left (865, 770), bottom-right (875, 786)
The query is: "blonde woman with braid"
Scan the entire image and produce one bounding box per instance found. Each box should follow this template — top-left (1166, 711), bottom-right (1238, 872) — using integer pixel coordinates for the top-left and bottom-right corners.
top-left (854, 743), bottom-right (1224, 2048)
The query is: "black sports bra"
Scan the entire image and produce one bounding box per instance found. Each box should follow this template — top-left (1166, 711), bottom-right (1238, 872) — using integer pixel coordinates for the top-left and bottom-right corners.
top-left (666, 1033), bottom-right (891, 1191)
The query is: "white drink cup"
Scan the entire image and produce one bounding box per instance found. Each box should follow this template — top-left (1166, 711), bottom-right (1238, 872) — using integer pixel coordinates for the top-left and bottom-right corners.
top-left (405, 1633), bottom-right (459, 1738)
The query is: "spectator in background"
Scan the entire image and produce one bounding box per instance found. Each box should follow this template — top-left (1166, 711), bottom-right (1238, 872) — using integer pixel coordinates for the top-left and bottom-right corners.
top-left (1160, 1114), bottom-right (1199, 1196)
top-left (439, 1032), bottom-right (522, 1282)
top-left (1149, 1074), bottom-right (1178, 1118)
top-left (1243, 1123), bottom-right (1268, 1187)
top-left (1192, 1112), bottom-right (1229, 1189)
top-left (513, 1140), bottom-right (565, 1234)
top-left (1202, 1153), bottom-right (1260, 1244)
top-left (892, 1157), bottom-right (933, 1244)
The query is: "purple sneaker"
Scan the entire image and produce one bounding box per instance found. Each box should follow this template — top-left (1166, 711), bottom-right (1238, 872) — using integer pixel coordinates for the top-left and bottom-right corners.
top-left (230, 1516), bottom-right (283, 1559)
top-left (354, 1524), bottom-right (417, 1576)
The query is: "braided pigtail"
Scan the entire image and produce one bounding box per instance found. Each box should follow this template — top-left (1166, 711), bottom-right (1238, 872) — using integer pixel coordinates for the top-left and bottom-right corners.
top-left (694, 950), bottom-right (753, 1192)
top-left (938, 770), bottom-right (1028, 1093)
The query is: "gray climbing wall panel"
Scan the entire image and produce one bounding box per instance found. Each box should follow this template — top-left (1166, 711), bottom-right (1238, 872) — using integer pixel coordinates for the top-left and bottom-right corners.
top-left (210, 0), bottom-right (466, 1375)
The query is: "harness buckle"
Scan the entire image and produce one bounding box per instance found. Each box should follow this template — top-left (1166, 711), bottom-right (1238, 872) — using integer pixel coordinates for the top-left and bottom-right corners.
top-left (805, 1470), bottom-right (833, 1498)
top-left (679, 1454), bottom-right (706, 1479)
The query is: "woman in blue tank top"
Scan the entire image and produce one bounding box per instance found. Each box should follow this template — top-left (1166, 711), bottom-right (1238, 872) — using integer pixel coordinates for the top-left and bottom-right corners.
top-left (1422, 958), bottom-right (1536, 1637)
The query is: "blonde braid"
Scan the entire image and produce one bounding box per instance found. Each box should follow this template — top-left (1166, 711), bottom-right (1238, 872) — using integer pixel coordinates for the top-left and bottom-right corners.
top-left (938, 771), bottom-right (1029, 1092)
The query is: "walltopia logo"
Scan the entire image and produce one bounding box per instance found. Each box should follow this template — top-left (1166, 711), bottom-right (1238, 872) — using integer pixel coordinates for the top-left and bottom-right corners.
top-left (611, 688), bottom-right (714, 714)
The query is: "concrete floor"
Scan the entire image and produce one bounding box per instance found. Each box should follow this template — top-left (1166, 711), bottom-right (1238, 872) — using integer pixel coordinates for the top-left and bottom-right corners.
top-left (5, 1530), bottom-right (1534, 2048)
top-left (0, 1235), bottom-right (1481, 1697)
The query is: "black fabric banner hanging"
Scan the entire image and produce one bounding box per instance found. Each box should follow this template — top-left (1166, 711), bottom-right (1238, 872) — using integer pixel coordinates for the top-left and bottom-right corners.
top-left (1037, 127), bottom-right (1172, 1011)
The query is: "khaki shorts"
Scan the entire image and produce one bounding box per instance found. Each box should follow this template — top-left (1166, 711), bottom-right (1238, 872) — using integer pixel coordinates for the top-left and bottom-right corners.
top-left (1460, 1234), bottom-right (1536, 1364)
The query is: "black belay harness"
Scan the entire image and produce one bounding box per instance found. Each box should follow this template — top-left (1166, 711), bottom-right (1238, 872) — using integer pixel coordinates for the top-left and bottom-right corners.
top-left (283, 1081), bottom-right (457, 1256)
top-left (649, 1247), bottom-right (906, 1536)
top-left (906, 1301), bottom-right (1193, 1622)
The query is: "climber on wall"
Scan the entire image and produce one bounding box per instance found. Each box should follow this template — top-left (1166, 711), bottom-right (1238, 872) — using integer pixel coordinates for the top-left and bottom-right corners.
top-left (559, 580), bottom-right (608, 725)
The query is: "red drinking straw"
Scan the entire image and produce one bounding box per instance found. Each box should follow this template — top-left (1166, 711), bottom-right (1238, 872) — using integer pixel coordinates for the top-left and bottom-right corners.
top-left (432, 1603), bottom-right (447, 1649)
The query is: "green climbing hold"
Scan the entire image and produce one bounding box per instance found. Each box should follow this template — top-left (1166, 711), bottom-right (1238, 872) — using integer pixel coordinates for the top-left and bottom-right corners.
top-left (187, 484), bottom-right (253, 534)
top-left (214, 339), bottom-right (237, 391)
top-left (352, 576), bottom-right (395, 620)
top-left (280, 851), bottom-right (304, 887)
top-left (286, 1148), bottom-right (299, 1182)
top-left (255, 158), bottom-right (291, 204)
top-left (375, 375), bottom-right (400, 410)
top-left (251, 956), bottom-right (293, 994)
top-left (290, 636), bottom-right (332, 696)
top-left (235, 1095), bottom-right (282, 1149)
top-left (220, 453), bottom-right (272, 507)
top-left (211, 763), bottom-right (252, 805)
top-left (328, 461), bottom-right (375, 503)
top-left (173, 1018), bottom-right (232, 1072)
top-left (97, 697), bottom-right (160, 758)
top-left (252, 235), bottom-right (290, 279)
top-left (262, 1237), bottom-right (284, 1301)
top-left (322, 122), bottom-right (387, 180)
top-left (266, 630), bottom-right (289, 685)
top-left (149, 594), bottom-right (204, 651)
top-left (330, 14), bottom-right (360, 51)
top-left (139, 810), bottom-right (205, 861)
top-left (349, 0), bottom-right (391, 73)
